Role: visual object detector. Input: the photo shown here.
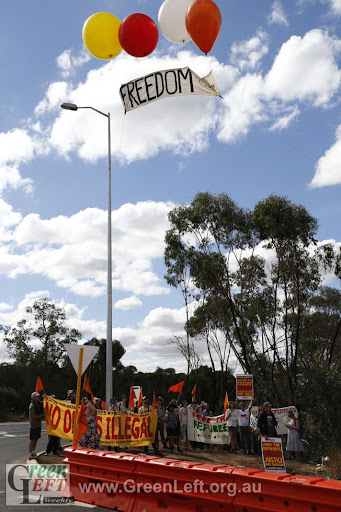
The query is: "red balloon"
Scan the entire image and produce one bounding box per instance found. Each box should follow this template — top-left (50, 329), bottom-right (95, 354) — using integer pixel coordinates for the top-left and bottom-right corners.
top-left (185, 0), bottom-right (222, 55)
top-left (119, 13), bottom-right (159, 58)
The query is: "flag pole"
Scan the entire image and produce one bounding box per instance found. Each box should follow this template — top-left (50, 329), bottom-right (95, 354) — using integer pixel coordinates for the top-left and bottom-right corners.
top-left (73, 347), bottom-right (84, 447)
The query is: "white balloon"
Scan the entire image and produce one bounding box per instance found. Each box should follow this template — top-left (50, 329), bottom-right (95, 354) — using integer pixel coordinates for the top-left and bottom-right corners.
top-left (158, 0), bottom-right (193, 44)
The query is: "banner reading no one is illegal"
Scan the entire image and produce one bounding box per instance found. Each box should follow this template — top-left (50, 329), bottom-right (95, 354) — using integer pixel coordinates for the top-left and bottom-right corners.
top-left (120, 67), bottom-right (221, 113)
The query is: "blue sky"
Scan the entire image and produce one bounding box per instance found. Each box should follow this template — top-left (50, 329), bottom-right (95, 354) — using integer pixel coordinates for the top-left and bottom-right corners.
top-left (0, 0), bottom-right (340, 372)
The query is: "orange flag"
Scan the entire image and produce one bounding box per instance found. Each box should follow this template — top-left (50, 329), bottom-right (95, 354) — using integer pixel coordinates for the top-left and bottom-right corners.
top-left (137, 387), bottom-right (143, 408)
top-left (168, 380), bottom-right (185, 393)
top-left (101, 401), bottom-right (106, 411)
top-left (224, 391), bottom-right (229, 413)
top-left (83, 374), bottom-right (94, 402)
top-left (152, 391), bottom-right (156, 409)
top-left (74, 398), bottom-right (88, 447)
top-left (129, 387), bottom-right (135, 410)
top-left (191, 384), bottom-right (197, 396)
top-left (35, 376), bottom-right (44, 394)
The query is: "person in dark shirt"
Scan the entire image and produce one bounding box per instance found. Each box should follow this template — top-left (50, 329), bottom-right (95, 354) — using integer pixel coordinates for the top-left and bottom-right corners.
top-left (257, 402), bottom-right (278, 439)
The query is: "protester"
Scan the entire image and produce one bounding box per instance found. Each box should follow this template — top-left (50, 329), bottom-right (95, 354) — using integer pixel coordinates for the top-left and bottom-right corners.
top-left (28, 392), bottom-right (46, 460)
top-left (44, 394), bottom-right (62, 457)
top-left (139, 396), bottom-right (163, 456)
top-left (257, 402), bottom-right (278, 439)
top-left (238, 400), bottom-right (253, 455)
top-left (94, 397), bottom-right (102, 410)
top-left (202, 403), bottom-right (213, 450)
top-left (78, 397), bottom-right (101, 449)
top-left (286, 410), bottom-right (304, 460)
top-left (155, 396), bottom-right (166, 449)
top-left (119, 394), bottom-right (131, 411)
top-left (165, 402), bottom-right (182, 453)
top-left (109, 398), bottom-right (120, 412)
top-left (188, 396), bottom-right (201, 449)
top-left (225, 401), bottom-right (239, 453)
top-left (178, 400), bottom-right (189, 449)
top-left (66, 390), bottom-right (76, 404)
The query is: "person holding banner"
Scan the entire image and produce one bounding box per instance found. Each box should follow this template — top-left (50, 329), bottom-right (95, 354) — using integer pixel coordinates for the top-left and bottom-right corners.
top-left (225, 401), bottom-right (239, 453)
top-left (139, 396), bottom-right (163, 457)
top-left (286, 410), bottom-right (304, 460)
top-left (257, 402), bottom-right (278, 440)
top-left (165, 402), bottom-right (182, 453)
top-left (119, 394), bottom-right (132, 411)
top-left (238, 400), bottom-right (253, 455)
top-left (178, 400), bottom-right (189, 450)
top-left (78, 397), bottom-right (101, 450)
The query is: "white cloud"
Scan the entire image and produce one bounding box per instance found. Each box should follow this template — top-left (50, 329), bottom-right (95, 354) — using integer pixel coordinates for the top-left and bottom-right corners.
top-left (1, 201), bottom-right (174, 298)
top-left (47, 51), bottom-right (238, 164)
top-left (230, 30), bottom-right (269, 71)
top-left (35, 82), bottom-right (71, 115)
top-left (0, 129), bottom-right (36, 166)
top-left (269, 105), bottom-right (300, 131)
top-left (329, 0), bottom-right (341, 15)
top-left (218, 30), bottom-right (341, 142)
top-left (265, 30), bottom-right (341, 107)
top-left (0, 293), bottom-right (190, 371)
top-left (309, 124), bottom-right (341, 187)
top-left (56, 49), bottom-right (91, 78)
top-left (0, 303), bottom-right (12, 312)
top-left (114, 296), bottom-right (143, 310)
top-left (268, 0), bottom-right (289, 26)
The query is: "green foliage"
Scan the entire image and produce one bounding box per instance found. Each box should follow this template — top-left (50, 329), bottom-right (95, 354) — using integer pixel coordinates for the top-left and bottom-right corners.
top-left (4, 298), bottom-right (82, 369)
top-left (165, 192), bottom-right (341, 455)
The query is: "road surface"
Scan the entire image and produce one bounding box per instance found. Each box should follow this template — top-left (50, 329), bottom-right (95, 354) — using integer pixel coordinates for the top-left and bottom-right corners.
top-left (0, 422), bottom-right (109, 512)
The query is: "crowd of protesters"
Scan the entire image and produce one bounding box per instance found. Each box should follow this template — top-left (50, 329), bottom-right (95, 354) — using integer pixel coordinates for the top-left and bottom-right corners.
top-left (28, 389), bottom-right (303, 462)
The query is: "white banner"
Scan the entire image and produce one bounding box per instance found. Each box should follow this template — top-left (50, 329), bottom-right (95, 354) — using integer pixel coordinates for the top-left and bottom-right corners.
top-left (187, 410), bottom-right (230, 445)
top-left (251, 405), bottom-right (298, 436)
top-left (119, 67), bottom-right (221, 113)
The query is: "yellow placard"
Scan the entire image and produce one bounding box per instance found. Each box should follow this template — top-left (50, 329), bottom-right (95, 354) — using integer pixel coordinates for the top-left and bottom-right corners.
top-left (44, 395), bottom-right (157, 447)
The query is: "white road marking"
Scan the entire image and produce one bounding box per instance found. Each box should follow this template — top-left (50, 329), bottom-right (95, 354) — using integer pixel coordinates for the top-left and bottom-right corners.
top-left (0, 434), bottom-right (28, 439)
top-left (71, 502), bottom-right (96, 508)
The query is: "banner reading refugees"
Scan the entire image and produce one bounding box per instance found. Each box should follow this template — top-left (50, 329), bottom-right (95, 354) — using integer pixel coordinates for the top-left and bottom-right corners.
top-left (251, 405), bottom-right (298, 436)
top-left (187, 410), bottom-right (230, 445)
top-left (261, 437), bottom-right (286, 472)
top-left (236, 374), bottom-right (254, 400)
top-left (120, 67), bottom-right (221, 113)
top-left (44, 395), bottom-right (157, 447)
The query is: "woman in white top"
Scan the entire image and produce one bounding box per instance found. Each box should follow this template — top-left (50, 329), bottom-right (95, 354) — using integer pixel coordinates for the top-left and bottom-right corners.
top-left (225, 402), bottom-right (239, 453)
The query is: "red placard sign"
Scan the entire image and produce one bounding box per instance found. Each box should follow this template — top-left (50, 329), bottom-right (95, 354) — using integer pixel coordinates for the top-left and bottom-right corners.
top-left (236, 374), bottom-right (254, 400)
top-left (261, 437), bottom-right (286, 472)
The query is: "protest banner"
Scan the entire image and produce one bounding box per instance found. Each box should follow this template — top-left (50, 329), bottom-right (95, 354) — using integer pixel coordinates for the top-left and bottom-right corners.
top-left (119, 67), bottom-right (221, 112)
top-left (261, 437), bottom-right (286, 472)
top-left (236, 374), bottom-right (254, 400)
top-left (251, 405), bottom-right (298, 436)
top-left (187, 410), bottom-right (230, 445)
top-left (44, 395), bottom-right (157, 447)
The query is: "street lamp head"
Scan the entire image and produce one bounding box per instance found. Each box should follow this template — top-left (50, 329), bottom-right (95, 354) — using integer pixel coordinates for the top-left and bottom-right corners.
top-left (61, 102), bottom-right (78, 111)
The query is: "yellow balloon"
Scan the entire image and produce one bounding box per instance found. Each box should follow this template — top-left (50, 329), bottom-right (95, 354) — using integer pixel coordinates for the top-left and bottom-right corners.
top-left (82, 12), bottom-right (122, 60)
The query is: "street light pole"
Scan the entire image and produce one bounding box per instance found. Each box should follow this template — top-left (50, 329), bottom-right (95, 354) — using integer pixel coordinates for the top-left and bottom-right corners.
top-left (61, 103), bottom-right (113, 408)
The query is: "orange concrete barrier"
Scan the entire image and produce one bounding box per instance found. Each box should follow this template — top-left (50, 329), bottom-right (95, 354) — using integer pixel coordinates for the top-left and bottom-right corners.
top-left (132, 455), bottom-right (236, 512)
top-left (231, 467), bottom-right (341, 512)
top-left (64, 448), bottom-right (341, 512)
top-left (64, 448), bottom-right (137, 511)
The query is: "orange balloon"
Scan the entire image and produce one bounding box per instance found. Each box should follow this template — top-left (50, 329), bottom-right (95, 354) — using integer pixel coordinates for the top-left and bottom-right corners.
top-left (186, 0), bottom-right (222, 55)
